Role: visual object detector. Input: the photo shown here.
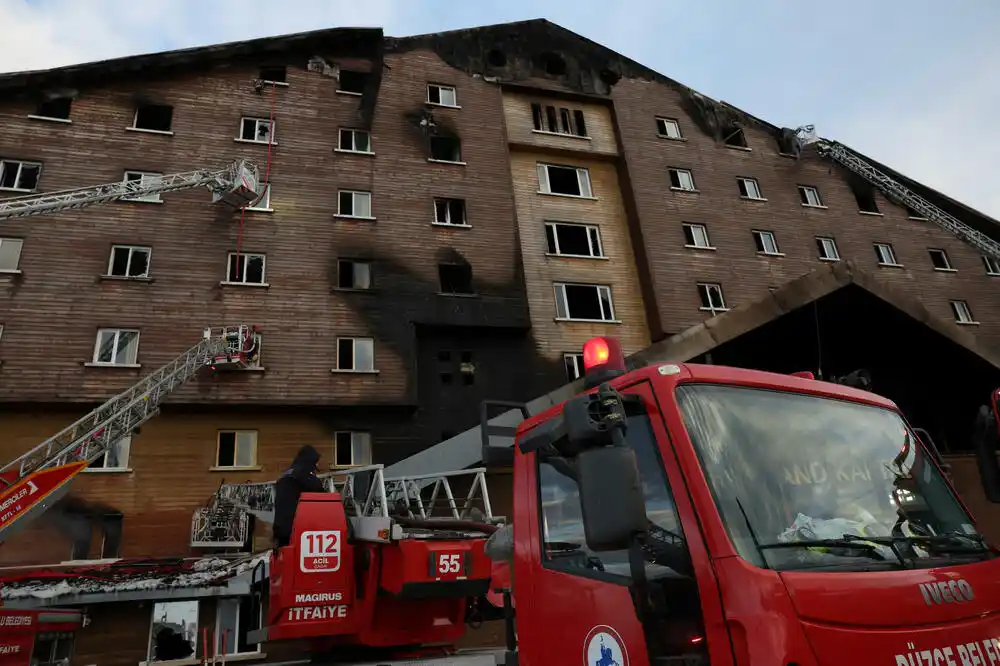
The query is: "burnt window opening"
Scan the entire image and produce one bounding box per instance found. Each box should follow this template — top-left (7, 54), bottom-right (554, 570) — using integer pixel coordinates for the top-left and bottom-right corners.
top-left (554, 283), bottom-right (615, 321)
top-left (337, 259), bottom-right (372, 289)
top-left (438, 263), bottom-right (474, 295)
top-left (34, 97), bottom-right (72, 120)
top-left (101, 513), bottom-right (124, 558)
top-left (69, 519), bottom-right (92, 560)
top-left (545, 222), bottom-right (603, 257)
top-left (853, 187), bottom-right (880, 214)
top-left (722, 125), bottom-right (749, 148)
top-left (530, 103), bottom-right (587, 137)
top-left (259, 65), bottom-right (287, 83)
top-left (434, 198), bottom-right (467, 226)
top-left (132, 104), bottom-right (173, 132)
top-left (539, 52), bottom-right (567, 76)
top-left (928, 248), bottom-right (953, 271)
top-left (338, 70), bottom-right (368, 95)
top-left (487, 49), bottom-right (507, 67)
top-left (905, 205), bottom-right (927, 220)
top-left (430, 136), bottom-right (462, 163)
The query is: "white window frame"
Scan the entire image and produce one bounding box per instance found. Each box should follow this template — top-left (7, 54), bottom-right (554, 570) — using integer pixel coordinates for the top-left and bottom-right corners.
top-left (337, 259), bottom-right (372, 290)
top-left (0, 237), bottom-right (24, 272)
top-left (427, 84), bottom-right (458, 108)
top-left (336, 190), bottom-right (373, 219)
top-left (682, 223), bottom-right (713, 250)
top-left (697, 283), bottom-right (728, 314)
top-left (950, 300), bottom-right (977, 325)
top-left (238, 116), bottom-right (275, 144)
top-left (121, 171), bottom-right (163, 203)
top-left (537, 163), bottom-right (593, 198)
top-left (336, 337), bottom-right (375, 372)
top-left (215, 597), bottom-right (263, 657)
top-left (0, 159), bottom-right (42, 192)
top-left (545, 222), bottom-right (604, 258)
top-left (107, 245), bottom-right (151, 278)
top-left (553, 283), bottom-right (616, 322)
top-left (333, 431), bottom-right (373, 468)
top-left (656, 117), bottom-right (682, 139)
top-left (668, 168), bottom-right (696, 192)
top-left (92, 328), bottom-right (140, 366)
top-left (928, 248), bottom-right (955, 271)
top-left (433, 198), bottom-right (468, 226)
top-left (226, 252), bottom-right (267, 285)
top-left (982, 255), bottom-right (1000, 276)
top-left (130, 105), bottom-right (174, 134)
top-left (564, 353), bottom-right (585, 381)
top-left (798, 185), bottom-right (824, 207)
top-left (338, 128), bottom-right (373, 154)
top-left (148, 600), bottom-right (199, 663)
top-left (737, 177), bottom-right (764, 200)
top-left (874, 242), bottom-right (901, 267)
top-left (85, 434), bottom-right (132, 472)
top-left (752, 230), bottom-right (782, 256)
top-left (816, 236), bottom-right (840, 261)
top-left (246, 182), bottom-right (271, 211)
top-left (215, 430), bottom-right (258, 469)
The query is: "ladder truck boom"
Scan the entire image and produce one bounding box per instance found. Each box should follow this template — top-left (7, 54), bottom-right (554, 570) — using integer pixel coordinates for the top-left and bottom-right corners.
top-left (0, 160), bottom-right (260, 220)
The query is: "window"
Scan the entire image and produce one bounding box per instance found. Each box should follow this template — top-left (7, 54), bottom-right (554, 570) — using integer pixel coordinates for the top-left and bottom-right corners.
top-left (33, 97), bottom-right (72, 120)
top-left (337, 190), bottom-right (373, 219)
top-left (88, 434), bottom-right (131, 470)
top-left (227, 253), bottom-right (266, 285)
top-left (247, 182), bottom-right (271, 211)
top-left (656, 117), bottom-right (682, 139)
top-left (905, 205), bottom-right (927, 220)
top-left (70, 525), bottom-right (91, 560)
top-left (92, 329), bottom-right (139, 366)
top-left (816, 236), bottom-right (840, 261)
top-left (737, 177), bottom-right (763, 200)
top-left (336, 337), bottom-right (375, 372)
top-left (723, 126), bottom-right (749, 148)
top-left (429, 136), bottom-right (462, 163)
top-left (0, 238), bottom-right (23, 271)
top-left (101, 514), bottom-right (124, 558)
top-left (239, 117), bottom-right (274, 144)
top-left (697, 283), bottom-right (727, 313)
top-left (433, 198), bottom-right (467, 226)
top-left (853, 187), bottom-right (880, 214)
top-left (216, 597), bottom-right (262, 657)
top-left (427, 84), bottom-right (458, 107)
top-left (798, 185), bottom-right (823, 207)
top-left (564, 352), bottom-right (585, 381)
top-left (438, 263), bottom-right (474, 295)
top-left (131, 104), bottom-right (173, 133)
top-left (537, 163), bottom-right (593, 198)
top-left (553, 283), bottom-right (615, 322)
top-left (928, 248), bottom-right (954, 271)
top-left (334, 431), bottom-right (373, 467)
top-left (32, 633), bottom-right (75, 666)
top-left (216, 431), bottom-right (257, 468)
top-left (951, 300), bottom-right (977, 324)
top-left (149, 600), bottom-right (198, 662)
top-left (0, 159), bottom-right (41, 191)
top-left (752, 230), bottom-right (781, 256)
top-left (682, 223), bottom-right (712, 249)
top-left (122, 171), bottom-right (163, 203)
top-left (545, 222), bottom-right (603, 258)
top-left (668, 168), bottom-right (696, 191)
top-left (259, 65), bottom-right (287, 84)
top-left (338, 128), bottom-right (372, 153)
top-left (107, 245), bottom-right (151, 279)
top-left (337, 259), bottom-right (372, 290)
top-left (530, 103), bottom-right (587, 137)
top-left (338, 70), bottom-right (368, 94)
top-left (874, 243), bottom-right (900, 266)
top-left (983, 255), bottom-right (1000, 276)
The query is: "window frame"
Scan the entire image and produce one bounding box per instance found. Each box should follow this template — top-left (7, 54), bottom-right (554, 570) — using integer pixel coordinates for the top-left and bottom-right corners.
top-left (91, 328), bottom-right (140, 366)
top-left (816, 236), bottom-right (840, 261)
top-left (246, 182), bottom-right (271, 212)
top-left (0, 237), bottom-right (24, 272)
top-left (122, 171), bottom-right (163, 203)
top-left (874, 242), bottom-right (901, 267)
top-left (336, 189), bottom-right (374, 219)
top-left (335, 337), bottom-right (376, 372)
top-left (215, 596), bottom-right (263, 657)
top-left (226, 252), bottom-right (267, 286)
top-left (983, 255), bottom-right (1000, 276)
top-left (215, 430), bottom-right (259, 469)
top-left (751, 230), bottom-right (782, 256)
top-left (147, 600), bottom-right (199, 663)
top-left (668, 168), bottom-right (696, 192)
top-left (928, 248), bottom-right (955, 272)
top-left (337, 128), bottom-right (373, 154)
top-left (553, 282), bottom-right (616, 322)
top-left (333, 431), bottom-right (373, 468)
top-left (530, 103), bottom-right (588, 138)
top-left (544, 222), bottom-right (604, 258)
top-left (536, 163), bottom-right (594, 199)
top-left (737, 177), bottom-right (764, 200)
top-left (427, 83), bottom-right (459, 108)
top-left (697, 283), bottom-right (728, 314)
top-left (563, 352), bottom-right (585, 381)
top-left (238, 116), bottom-right (276, 144)
top-left (107, 245), bottom-right (152, 279)
top-left (0, 159), bottom-right (43, 192)
top-left (433, 198), bottom-right (468, 227)
top-left (951, 300), bottom-right (977, 325)
top-left (798, 185), bottom-right (824, 207)
top-left (655, 117), bottom-right (682, 139)
top-left (336, 259), bottom-right (373, 290)
top-left (682, 223), bottom-right (713, 250)
top-left (85, 434), bottom-right (132, 472)
top-left (428, 135), bottom-right (464, 164)
top-left (130, 104), bottom-right (174, 134)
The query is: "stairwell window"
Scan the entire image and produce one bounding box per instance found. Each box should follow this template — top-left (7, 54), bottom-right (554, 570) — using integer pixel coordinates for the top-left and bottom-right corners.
top-left (564, 353), bottom-right (585, 381)
top-left (122, 171), bottom-right (163, 203)
top-left (336, 337), bottom-right (375, 372)
top-left (92, 329), bottom-right (139, 366)
top-left (545, 222), bottom-right (604, 258)
top-left (874, 243), bottom-right (901, 267)
top-left (656, 117), bottom-right (682, 139)
top-left (337, 190), bottom-right (373, 219)
top-left (682, 223), bottom-right (713, 250)
top-left (928, 249), bottom-right (955, 271)
top-left (427, 83), bottom-right (458, 108)
top-left (334, 431), bottom-right (373, 468)
top-left (816, 236), bottom-right (840, 261)
top-left (537, 163), bottom-right (593, 198)
top-left (982, 255), bottom-right (1000, 276)
top-left (0, 238), bottom-right (23, 272)
top-left (951, 300), bottom-right (977, 325)
top-left (216, 430), bottom-right (258, 468)
top-left (798, 185), bottom-right (824, 207)
top-left (554, 283), bottom-right (616, 322)
top-left (226, 253), bottom-right (267, 285)
top-left (531, 103), bottom-right (588, 138)
top-left (338, 128), bottom-right (372, 154)
top-left (216, 598), bottom-right (262, 656)
top-left (752, 230), bottom-right (782, 256)
top-left (0, 159), bottom-right (42, 192)
top-left (238, 117), bottom-right (275, 144)
top-left (668, 168), bottom-right (696, 192)
top-left (107, 245), bottom-right (151, 278)
top-left (697, 283), bottom-right (728, 314)
top-left (737, 177), bottom-right (764, 200)
top-left (87, 435), bottom-right (132, 471)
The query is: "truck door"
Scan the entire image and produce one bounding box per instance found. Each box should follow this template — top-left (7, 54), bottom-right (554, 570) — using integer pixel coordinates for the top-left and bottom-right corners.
top-left (515, 380), bottom-right (718, 666)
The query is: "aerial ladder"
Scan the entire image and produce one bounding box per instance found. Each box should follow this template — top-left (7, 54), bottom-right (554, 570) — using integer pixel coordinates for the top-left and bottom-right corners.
top-left (0, 158), bottom-right (263, 544)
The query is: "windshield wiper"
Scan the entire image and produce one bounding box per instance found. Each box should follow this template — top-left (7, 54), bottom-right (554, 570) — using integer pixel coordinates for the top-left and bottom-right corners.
top-left (756, 539), bottom-right (888, 561)
top-left (844, 532), bottom-right (991, 556)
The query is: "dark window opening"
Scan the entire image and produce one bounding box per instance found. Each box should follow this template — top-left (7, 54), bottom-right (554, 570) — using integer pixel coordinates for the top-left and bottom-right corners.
top-left (557, 284), bottom-right (614, 321)
top-left (440, 372), bottom-right (453, 385)
top-left (564, 353), bottom-right (584, 381)
top-left (101, 514), bottom-right (124, 558)
top-left (539, 52), bottom-right (567, 76)
top-left (35, 97), bottom-right (72, 120)
top-left (430, 136), bottom-right (462, 162)
top-left (853, 187), bottom-right (880, 214)
top-left (133, 104), bottom-right (173, 132)
top-left (0, 160), bottom-right (41, 190)
top-left (905, 205), bottom-right (926, 219)
top-left (546, 165), bottom-right (583, 195)
top-left (531, 103), bottom-right (587, 137)
top-left (545, 222), bottom-right (602, 257)
top-left (487, 49), bottom-right (507, 67)
top-left (434, 198), bottom-right (466, 225)
top-left (722, 125), bottom-right (748, 148)
top-left (337, 259), bottom-right (372, 289)
top-left (217, 432), bottom-right (237, 467)
top-left (110, 246), bottom-right (150, 278)
top-left (338, 70), bottom-right (368, 94)
top-left (928, 249), bottom-right (952, 270)
top-left (259, 65), bottom-right (287, 83)
top-left (70, 520), bottom-right (92, 560)
top-left (439, 263), bottom-right (474, 295)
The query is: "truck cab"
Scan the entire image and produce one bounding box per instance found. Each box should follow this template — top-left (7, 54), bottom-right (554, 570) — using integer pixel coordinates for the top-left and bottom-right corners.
top-left (498, 337), bottom-right (1000, 666)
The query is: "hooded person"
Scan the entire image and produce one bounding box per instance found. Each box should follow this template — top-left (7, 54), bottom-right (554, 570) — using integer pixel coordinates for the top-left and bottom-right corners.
top-left (272, 444), bottom-right (326, 547)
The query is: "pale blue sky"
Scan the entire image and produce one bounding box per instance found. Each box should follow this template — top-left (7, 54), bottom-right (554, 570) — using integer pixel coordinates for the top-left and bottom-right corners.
top-left (2, 0), bottom-right (998, 218)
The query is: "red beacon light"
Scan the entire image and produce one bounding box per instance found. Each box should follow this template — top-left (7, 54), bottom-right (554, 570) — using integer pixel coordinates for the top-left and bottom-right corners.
top-left (581, 337), bottom-right (627, 389)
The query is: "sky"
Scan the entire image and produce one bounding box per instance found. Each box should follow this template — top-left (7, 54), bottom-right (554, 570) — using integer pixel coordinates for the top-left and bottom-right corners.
top-left (2, 0), bottom-right (998, 218)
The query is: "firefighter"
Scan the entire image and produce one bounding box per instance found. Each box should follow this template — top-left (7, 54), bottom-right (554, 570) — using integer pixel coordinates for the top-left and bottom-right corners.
top-left (273, 444), bottom-right (326, 547)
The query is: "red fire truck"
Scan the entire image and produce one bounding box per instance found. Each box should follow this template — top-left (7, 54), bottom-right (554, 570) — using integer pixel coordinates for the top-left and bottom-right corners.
top-left (255, 336), bottom-right (1000, 666)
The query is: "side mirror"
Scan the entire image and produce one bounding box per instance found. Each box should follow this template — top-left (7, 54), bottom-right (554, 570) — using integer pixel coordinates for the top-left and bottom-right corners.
top-left (576, 444), bottom-right (647, 551)
top-left (973, 400), bottom-right (1000, 503)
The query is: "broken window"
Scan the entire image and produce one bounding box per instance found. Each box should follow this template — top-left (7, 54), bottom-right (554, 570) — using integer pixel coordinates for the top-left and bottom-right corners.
top-left (0, 159), bottom-right (41, 191)
top-left (337, 259), bottom-right (372, 289)
top-left (216, 597), bottom-right (262, 657)
top-left (216, 430), bottom-right (257, 468)
top-left (668, 168), bottom-right (696, 191)
top-left (107, 245), bottom-right (151, 278)
top-left (33, 96), bottom-right (72, 120)
top-left (737, 177), bottom-right (763, 200)
top-left (239, 117), bottom-right (274, 144)
top-left (487, 49), bottom-right (507, 67)
top-left (697, 283), bottom-right (727, 313)
top-left (0, 238), bottom-right (24, 271)
top-left (122, 171), bottom-right (163, 203)
top-left (656, 117), bottom-right (682, 139)
top-left (752, 230), bottom-right (780, 255)
top-left (93, 329), bottom-right (139, 366)
top-left (539, 52), bottom-right (567, 76)
top-left (816, 236), bottom-right (840, 261)
top-left (427, 83), bottom-right (458, 107)
top-left (950, 300), bottom-right (976, 324)
top-left (798, 185), bottom-right (823, 207)
top-left (429, 136), bottom-right (462, 162)
top-left (874, 242), bottom-right (900, 266)
top-left (131, 104), bottom-right (173, 132)
top-left (338, 70), bottom-right (368, 95)
top-left (88, 434), bottom-right (132, 470)
top-left (553, 283), bottom-right (615, 321)
top-left (334, 431), bottom-right (372, 467)
top-left (101, 514), bottom-right (124, 558)
top-left (982, 255), bottom-right (1000, 276)
top-left (683, 223), bottom-right (712, 249)
top-left (259, 65), bottom-right (287, 84)
top-left (149, 601), bottom-right (199, 662)
top-left (433, 198), bottom-right (467, 226)
top-left (337, 190), bottom-right (372, 218)
top-left (339, 128), bottom-right (372, 153)
top-left (530, 103), bottom-right (587, 137)
top-left (928, 248), bottom-right (954, 271)
top-left (853, 187), bottom-right (880, 214)
top-left (545, 222), bottom-right (603, 257)
top-left (438, 263), bottom-right (474, 295)
top-left (722, 125), bottom-right (749, 148)
top-left (227, 252), bottom-right (266, 284)
top-left (537, 163), bottom-right (593, 197)
top-left (564, 352), bottom-right (585, 381)
top-left (336, 337), bottom-right (375, 372)
top-left (905, 205), bottom-right (927, 220)
top-left (247, 182), bottom-right (271, 211)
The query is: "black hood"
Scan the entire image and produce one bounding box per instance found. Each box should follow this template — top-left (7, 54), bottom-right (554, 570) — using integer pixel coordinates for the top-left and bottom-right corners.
top-left (292, 444), bottom-right (321, 471)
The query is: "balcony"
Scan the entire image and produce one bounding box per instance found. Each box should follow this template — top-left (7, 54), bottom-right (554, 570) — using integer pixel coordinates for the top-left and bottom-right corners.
top-left (190, 506), bottom-right (249, 549)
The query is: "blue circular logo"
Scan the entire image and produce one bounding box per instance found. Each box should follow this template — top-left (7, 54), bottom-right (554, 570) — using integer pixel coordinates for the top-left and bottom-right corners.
top-left (584, 625), bottom-right (628, 666)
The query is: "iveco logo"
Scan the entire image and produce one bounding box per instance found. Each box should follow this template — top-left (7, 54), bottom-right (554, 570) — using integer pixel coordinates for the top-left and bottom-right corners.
top-left (918, 579), bottom-right (974, 606)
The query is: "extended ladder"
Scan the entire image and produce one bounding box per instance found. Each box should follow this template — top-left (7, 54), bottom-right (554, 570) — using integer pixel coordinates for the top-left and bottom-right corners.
top-left (0, 325), bottom-right (259, 544)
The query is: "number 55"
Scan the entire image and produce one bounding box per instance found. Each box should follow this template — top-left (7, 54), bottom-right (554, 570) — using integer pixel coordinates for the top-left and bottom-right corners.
top-left (438, 553), bottom-right (461, 574)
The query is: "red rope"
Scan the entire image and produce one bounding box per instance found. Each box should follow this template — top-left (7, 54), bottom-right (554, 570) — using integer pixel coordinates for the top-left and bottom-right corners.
top-left (235, 80), bottom-right (277, 280)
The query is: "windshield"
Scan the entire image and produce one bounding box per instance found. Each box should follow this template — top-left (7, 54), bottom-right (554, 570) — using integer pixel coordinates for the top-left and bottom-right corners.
top-left (676, 383), bottom-right (985, 571)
